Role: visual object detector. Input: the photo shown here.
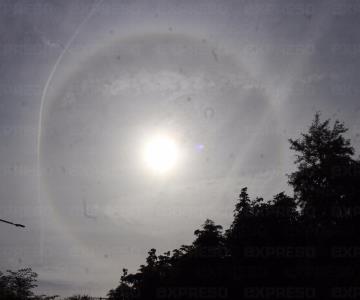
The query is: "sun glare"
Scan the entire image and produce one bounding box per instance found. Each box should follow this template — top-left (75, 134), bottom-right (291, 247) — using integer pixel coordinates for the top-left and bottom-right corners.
top-left (143, 134), bottom-right (179, 175)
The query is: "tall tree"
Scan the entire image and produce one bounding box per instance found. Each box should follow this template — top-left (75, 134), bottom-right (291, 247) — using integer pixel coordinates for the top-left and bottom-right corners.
top-left (288, 113), bottom-right (358, 224)
top-left (225, 187), bottom-right (257, 251)
top-left (234, 187), bottom-right (252, 218)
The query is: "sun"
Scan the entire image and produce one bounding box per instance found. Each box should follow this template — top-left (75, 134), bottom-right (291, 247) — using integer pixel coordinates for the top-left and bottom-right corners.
top-left (143, 134), bottom-right (180, 174)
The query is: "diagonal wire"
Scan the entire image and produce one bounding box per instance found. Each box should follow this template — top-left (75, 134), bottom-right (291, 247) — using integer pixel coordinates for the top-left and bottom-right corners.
top-left (0, 218), bottom-right (25, 228)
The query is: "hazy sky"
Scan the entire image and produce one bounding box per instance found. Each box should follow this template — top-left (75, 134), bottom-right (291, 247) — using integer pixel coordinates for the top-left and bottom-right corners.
top-left (1, 0), bottom-right (360, 297)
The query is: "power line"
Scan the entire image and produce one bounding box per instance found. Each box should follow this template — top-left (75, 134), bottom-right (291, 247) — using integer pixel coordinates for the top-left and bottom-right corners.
top-left (0, 218), bottom-right (25, 228)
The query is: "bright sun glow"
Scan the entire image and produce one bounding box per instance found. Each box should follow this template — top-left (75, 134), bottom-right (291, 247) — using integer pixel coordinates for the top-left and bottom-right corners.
top-left (143, 134), bottom-right (179, 174)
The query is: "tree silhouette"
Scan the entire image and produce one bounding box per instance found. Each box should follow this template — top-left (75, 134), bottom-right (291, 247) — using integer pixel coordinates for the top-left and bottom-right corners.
top-left (288, 112), bottom-right (359, 225)
top-left (0, 268), bottom-right (59, 300)
top-left (108, 268), bottom-right (137, 300)
top-left (0, 268), bottom-right (37, 300)
top-left (234, 187), bottom-right (251, 217)
top-left (193, 219), bottom-right (224, 248)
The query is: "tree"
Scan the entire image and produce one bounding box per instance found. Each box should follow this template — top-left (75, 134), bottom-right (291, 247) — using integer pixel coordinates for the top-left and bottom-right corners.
top-left (108, 268), bottom-right (139, 300)
top-left (270, 192), bottom-right (298, 222)
top-left (225, 187), bottom-right (255, 242)
top-left (193, 219), bottom-right (224, 248)
top-left (0, 268), bottom-right (38, 300)
top-left (288, 112), bottom-right (359, 225)
top-left (234, 187), bottom-right (252, 218)
top-left (0, 268), bottom-right (59, 300)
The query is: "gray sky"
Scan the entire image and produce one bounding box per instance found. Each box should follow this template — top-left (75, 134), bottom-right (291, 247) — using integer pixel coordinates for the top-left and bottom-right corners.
top-left (1, 0), bottom-right (360, 297)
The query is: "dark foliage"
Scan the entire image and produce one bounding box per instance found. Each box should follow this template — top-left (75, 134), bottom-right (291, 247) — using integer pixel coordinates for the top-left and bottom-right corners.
top-left (0, 268), bottom-right (59, 300)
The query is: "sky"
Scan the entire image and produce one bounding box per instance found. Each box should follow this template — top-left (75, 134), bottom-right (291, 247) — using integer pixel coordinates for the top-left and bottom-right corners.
top-left (1, 0), bottom-right (360, 297)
